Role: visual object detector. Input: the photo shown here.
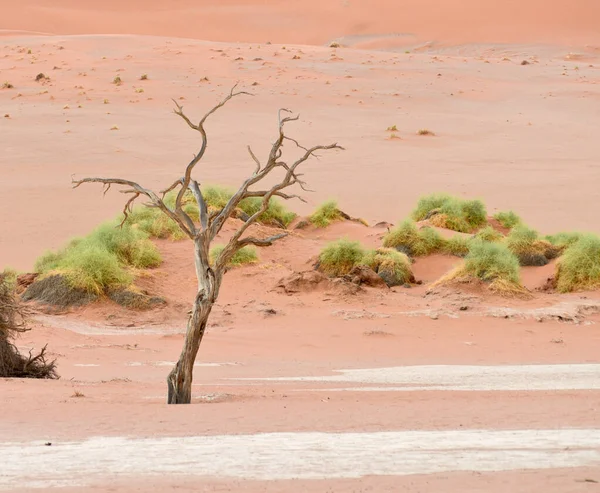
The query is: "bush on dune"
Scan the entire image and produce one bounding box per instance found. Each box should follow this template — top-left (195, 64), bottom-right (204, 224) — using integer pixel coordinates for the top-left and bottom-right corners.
top-left (555, 234), bottom-right (600, 293)
top-left (238, 196), bottom-right (297, 227)
top-left (494, 210), bottom-right (522, 229)
top-left (545, 231), bottom-right (585, 249)
top-left (317, 238), bottom-right (365, 276)
top-left (34, 221), bottom-right (161, 295)
top-left (474, 225), bottom-right (504, 243)
top-left (506, 225), bottom-right (561, 266)
top-left (383, 220), bottom-right (444, 256)
top-left (412, 193), bottom-right (487, 233)
top-left (360, 248), bottom-right (414, 286)
top-left (443, 235), bottom-right (471, 257)
top-left (309, 200), bottom-right (343, 228)
top-left (209, 245), bottom-right (258, 267)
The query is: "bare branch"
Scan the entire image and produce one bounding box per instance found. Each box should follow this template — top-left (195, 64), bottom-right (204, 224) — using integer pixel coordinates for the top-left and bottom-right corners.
top-left (247, 145), bottom-right (261, 174)
top-left (238, 233), bottom-right (288, 248)
top-left (189, 180), bottom-right (208, 231)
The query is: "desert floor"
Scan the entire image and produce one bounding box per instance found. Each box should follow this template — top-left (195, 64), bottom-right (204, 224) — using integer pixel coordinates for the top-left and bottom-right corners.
top-left (2, 1), bottom-right (600, 491)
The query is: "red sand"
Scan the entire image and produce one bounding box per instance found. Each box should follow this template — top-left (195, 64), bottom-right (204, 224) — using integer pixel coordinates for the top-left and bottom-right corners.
top-left (2, 2), bottom-right (600, 491)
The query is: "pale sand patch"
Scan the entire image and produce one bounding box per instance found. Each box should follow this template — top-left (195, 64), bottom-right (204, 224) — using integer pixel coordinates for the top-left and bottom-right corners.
top-left (1, 429), bottom-right (599, 488)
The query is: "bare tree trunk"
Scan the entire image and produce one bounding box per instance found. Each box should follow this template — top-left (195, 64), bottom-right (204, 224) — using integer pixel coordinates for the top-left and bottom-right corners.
top-left (166, 239), bottom-right (219, 404)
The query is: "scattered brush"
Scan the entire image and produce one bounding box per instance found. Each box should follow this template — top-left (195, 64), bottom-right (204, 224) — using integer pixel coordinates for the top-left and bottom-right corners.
top-left (434, 240), bottom-right (528, 297)
top-left (1, 274), bottom-right (58, 379)
top-left (140, 74), bottom-right (148, 80)
top-left (383, 220), bottom-right (444, 256)
top-left (417, 129), bottom-right (435, 136)
top-left (412, 193), bottom-right (487, 233)
top-left (238, 197), bottom-right (297, 227)
top-left (32, 221), bottom-right (161, 296)
top-left (443, 235), bottom-right (471, 257)
top-left (317, 238), bottom-right (365, 276)
top-left (493, 210), bottom-right (522, 229)
top-left (309, 200), bottom-right (343, 228)
top-left (210, 245), bottom-right (258, 267)
top-left (360, 248), bottom-right (414, 286)
top-left (555, 234), bottom-right (600, 292)
top-left (506, 225), bottom-right (561, 266)
top-left (113, 75), bottom-right (122, 85)
top-left (545, 231), bottom-right (584, 249)
top-left (474, 225), bottom-right (504, 243)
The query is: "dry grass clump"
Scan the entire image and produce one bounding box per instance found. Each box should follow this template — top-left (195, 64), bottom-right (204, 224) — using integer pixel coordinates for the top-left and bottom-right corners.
top-left (493, 210), bottom-right (522, 229)
top-left (435, 240), bottom-right (527, 297)
top-left (443, 235), bottom-right (471, 257)
top-left (210, 245), bottom-right (258, 267)
top-left (317, 238), bottom-right (365, 276)
top-left (309, 200), bottom-right (343, 228)
top-left (33, 221), bottom-right (161, 295)
top-left (360, 248), bottom-right (414, 286)
top-left (506, 225), bottom-right (561, 266)
top-left (238, 197), bottom-right (297, 227)
top-left (412, 193), bottom-right (487, 233)
top-left (383, 220), bottom-right (444, 256)
top-left (1, 273), bottom-right (58, 378)
top-left (474, 225), bottom-right (504, 243)
top-left (555, 234), bottom-right (600, 293)
top-left (545, 231), bottom-right (584, 249)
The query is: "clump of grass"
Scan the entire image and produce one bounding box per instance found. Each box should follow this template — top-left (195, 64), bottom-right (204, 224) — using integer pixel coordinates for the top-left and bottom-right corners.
top-left (417, 129), bottom-right (435, 136)
top-left (494, 210), bottom-right (521, 229)
top-left (383, 220), bottom-right (444, 256)
top-left (412, 193), bottom-right (487, 233)
top-left (125, 206), bottom-right (185, 240)
top-left (238, 197), bottom-right (297, 227)
top-left (140, 74), bottom-right (148, 80)
top-left (386, 125), bottom-right (398, 131)
top-left (209, 245), bottom-right (258, 267)
top-left (545, 231), bottom-right (584, 249)
top-left (318, 238), bottom-right (365, 277)
top-left (443, 235), bottom-right (471, 257)
top-left (474, 225), bottom-right (504, 243)
top-left (555, 234), bottom-right (600, 293)
top-left (34, 221), bottom-right (161, 294)
top-left (506, 225), bottom-right (560, 266)
top-left (310, 200), bottom-right (342, 228)
top-left (202, 185), bottom-right (234, 210)
top-left (0, 269), bottom-right (18, 290)
top-left (2, 82), bottom-right (14, 89)
top-left (361, 248), bottom-right (413, 286)
top-left (113, 75), bottom-right (122, 85)
top-left (463, 240), bottom-right (521, 284)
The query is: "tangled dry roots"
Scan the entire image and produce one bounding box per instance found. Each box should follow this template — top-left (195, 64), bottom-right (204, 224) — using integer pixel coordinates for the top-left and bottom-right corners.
top-left (0, 275), bottom-right (58, 379)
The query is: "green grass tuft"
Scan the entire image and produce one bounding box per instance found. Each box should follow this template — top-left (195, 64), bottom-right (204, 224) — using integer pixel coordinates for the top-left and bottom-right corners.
top-left (443, 235), bottom-right (471, 257)
top-left (412, 193), bottom-right (487, 232)
top-left (34, 221), bottom-right (161, 294)
top-left (383, 220), bottom-right (444, 256)
top-left (310, 200), bottom-right (342, 228)
top-left (555, 234), bottom-right (600, 292)
top-left (494, 210), bottom-right (521, 229)
top-left (361, 248), bottom-right (413, 286)
top-left (463, 240), bottom-right (520, 284)
top-left (545, 231), bottom-right (585, 249)
top-left (238, 197), bottom-right (297, 227)
top-left (209, 245), bottom-right (258, 267)
top-left (474, 225), bottom-right (504, 243)
top-left (318, 238), bottom-right (365, 276)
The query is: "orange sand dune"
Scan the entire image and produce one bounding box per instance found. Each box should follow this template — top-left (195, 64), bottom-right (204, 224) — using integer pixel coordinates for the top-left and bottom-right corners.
top-left (2, 0), bottom-right (600, 47)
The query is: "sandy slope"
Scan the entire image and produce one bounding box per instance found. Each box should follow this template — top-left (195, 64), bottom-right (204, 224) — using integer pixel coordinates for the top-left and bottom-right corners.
top-left (3, 0), bottom-right (600, 47)
top-left (2, 2), bottom-right (600, 491)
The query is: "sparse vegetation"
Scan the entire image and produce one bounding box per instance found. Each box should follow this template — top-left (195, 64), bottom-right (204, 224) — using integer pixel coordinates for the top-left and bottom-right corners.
top-left (310, 200), bottom-right (342, 228)
top-left (545, 231), bottom-right (584, 249)
top-left (360, 248), bottom-right (413, 287)
top-left (412, 193), bottom-right (487, 233)
top-left (417, 129), bottom-right (435, 136)
top-left (113, 75), bottom-right (122, 85)
top-left (494, 210), bottom-right (522, 229)
top-left (1, 273), bottom-right (58, 379)
top-left (140, 74), bottom-right (148, 80)
top-left (34, 221), bottom-right (161, 295)
top-left (555, 234), bottom-right (600, 293)
top-left (318, 238), bottom-right (365, 277)
top-left (383, 220), bottom-right (444, 256)
top-left (210, 245), bottom-right (258, 267)
top-left (443, 235), bottom-right (471, 257)
top-left (506, 225), bottom-right (560, 266)
top-left (474, 225), bottom-right (504, 243)
top-left (386, 125), bottom-right (398, 131)
top-left (2, 82), bottom-right (14, 89)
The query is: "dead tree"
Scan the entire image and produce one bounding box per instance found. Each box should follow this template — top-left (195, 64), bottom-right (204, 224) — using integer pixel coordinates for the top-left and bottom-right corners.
top-left (72, 86), bottom-right (342, 404)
